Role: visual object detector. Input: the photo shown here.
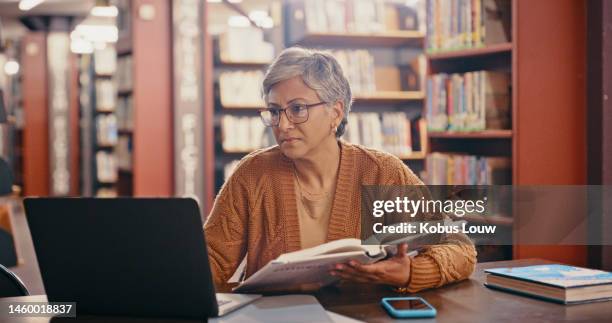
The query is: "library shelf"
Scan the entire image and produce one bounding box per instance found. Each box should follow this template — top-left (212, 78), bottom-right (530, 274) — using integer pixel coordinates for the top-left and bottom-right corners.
top-left (427, 42), bottom-right (513, 61)
top-left (462, 214), bottom-right (514, 227)
top-left (353, 91), bottom-right (425, 103)
top-left (428, 130), bottom-right (513, 139)
top-left (294, 31), bottom-right (424, 48)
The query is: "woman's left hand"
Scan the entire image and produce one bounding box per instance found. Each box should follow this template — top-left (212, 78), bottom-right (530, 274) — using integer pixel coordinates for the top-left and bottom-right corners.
top-left (330, 243), bottom-right (412, 287)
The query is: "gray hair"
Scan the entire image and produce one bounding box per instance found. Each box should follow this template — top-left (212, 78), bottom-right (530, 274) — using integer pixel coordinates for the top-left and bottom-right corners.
top-left (262, 47), bottom-right (353, 138)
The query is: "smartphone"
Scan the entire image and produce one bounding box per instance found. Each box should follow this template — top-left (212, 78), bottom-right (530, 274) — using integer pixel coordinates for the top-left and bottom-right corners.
top-left (381, 296), bottom-right (437, 318)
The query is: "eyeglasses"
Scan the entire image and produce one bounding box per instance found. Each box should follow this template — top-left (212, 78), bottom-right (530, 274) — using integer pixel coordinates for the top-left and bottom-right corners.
top-left (259, 101), bottom-right (328, 127)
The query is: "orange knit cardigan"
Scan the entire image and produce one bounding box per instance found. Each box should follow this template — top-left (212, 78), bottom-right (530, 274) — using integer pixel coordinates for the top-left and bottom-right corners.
top-left (204, 140), bottom-right (476, 292)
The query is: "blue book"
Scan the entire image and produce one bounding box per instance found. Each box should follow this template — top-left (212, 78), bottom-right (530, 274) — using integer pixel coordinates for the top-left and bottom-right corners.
top-left (485, 264), bottom-right (612, 304)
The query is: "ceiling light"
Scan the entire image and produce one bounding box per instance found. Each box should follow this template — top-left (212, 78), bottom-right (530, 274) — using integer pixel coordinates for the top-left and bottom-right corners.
top-left (3, 60), bottom-right (20, 76)
top-left (228, 0), bottom-right (243, 3)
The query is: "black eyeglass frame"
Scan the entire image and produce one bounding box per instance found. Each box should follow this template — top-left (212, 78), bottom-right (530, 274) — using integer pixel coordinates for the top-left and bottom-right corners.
top-left (259, 101), bottom-right (328, 127)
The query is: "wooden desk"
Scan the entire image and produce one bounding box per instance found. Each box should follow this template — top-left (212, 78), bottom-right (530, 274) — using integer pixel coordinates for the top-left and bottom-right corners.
top-left (1, 259), bottom-right (611, 322)
top-left (316, 259), bottom-right (612, 322)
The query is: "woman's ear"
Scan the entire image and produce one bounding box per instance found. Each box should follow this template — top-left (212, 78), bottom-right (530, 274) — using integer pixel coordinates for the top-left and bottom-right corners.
top-left (331, 101), bottom-right (344, 126)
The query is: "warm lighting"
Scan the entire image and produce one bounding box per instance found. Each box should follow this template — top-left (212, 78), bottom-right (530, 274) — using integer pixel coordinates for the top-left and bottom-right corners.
top-left (19, 0), bottom-right (44, 11)
top-left (3, 60), bottom-right (20, 76)
top-left (91, 5), bottom-right (118, 17)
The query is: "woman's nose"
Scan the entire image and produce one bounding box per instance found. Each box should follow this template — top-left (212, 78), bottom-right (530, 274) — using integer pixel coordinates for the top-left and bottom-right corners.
top-left (278, 110), bottom-right (293, 131)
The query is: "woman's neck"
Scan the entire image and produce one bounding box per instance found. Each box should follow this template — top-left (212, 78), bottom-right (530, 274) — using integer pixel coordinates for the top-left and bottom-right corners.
top-left (293, 138), bottom-right (341, 192)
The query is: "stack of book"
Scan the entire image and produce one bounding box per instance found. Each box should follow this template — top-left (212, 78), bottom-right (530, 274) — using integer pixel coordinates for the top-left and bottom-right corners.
top-left (485, 264), bottom-right (612, 304)
top-left (219, 27), bottom-right (274, 63)
top-left (426, 71), bottom-right (511, 131)
top-left (219, 71), bottom-right (265, 107)
top-left (116, 55), bottom-right (133, 91)
top-left (95, 80), bottom-right (117, 111)
top-left (332, 50), bottom-right (376, 95)
top-left (95, 151), bottom-right (117, 183)
top-left (300, 0), bottom-right (425, 34)
top-left (426, 153), bottom-right (511, 185)
top-left (426, 0), bottom-right (511, 52)
top-left (344, 113), bottom-right (423, 157)
top-left (96, 114), bottom-right (118, 146)
top-left (221, 115), bottom-right (272, 152)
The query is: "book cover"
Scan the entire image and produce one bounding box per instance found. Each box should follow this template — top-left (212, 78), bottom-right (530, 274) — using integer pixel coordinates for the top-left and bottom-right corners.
top-left (486, 265), bottom-right (612, 289)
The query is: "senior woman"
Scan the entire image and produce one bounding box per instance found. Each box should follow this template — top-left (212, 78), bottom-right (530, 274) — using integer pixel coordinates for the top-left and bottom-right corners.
top-left (204, 47), bottom-right (476, 293)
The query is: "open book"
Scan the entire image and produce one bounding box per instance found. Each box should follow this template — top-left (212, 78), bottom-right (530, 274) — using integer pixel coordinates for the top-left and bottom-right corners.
top-left (232, 220), bottom-right (461, 293)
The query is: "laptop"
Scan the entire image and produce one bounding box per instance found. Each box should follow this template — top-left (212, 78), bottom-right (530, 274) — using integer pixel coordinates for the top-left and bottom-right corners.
top-left (24, 197), bottom-right (260, 319)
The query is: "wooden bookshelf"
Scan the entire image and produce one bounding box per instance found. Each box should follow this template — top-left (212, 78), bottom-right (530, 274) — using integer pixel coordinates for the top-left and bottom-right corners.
top-left (293, 31), bottom-right (424, 48)
top-left (113, 0), bottom-right (173, 197)
top-left (427, 43), bottom-right (513, 61)
top-left (428, 130), bottom-right (513, 139)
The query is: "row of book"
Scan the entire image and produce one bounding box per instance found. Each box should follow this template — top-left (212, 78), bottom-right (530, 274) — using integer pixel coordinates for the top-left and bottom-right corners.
top-left (96, 80), bottom-right (116, 111)
top-left (343, 113), bottom-right (424, 157)
top-left (96, 114), bottom-right (118, 146)
top-left (221, 115), bottom-right (273, 152)
top-left (426, 71), bottom-right (511, 131)
top-left (218, 27), bottom-right (274, 63)
top-left (116, 55), bottom-right (133, 92)
top-left (332, 50), bottom-right (376, 95)
top-left (219, 71), bottom-right (265, 108)
top-left (96, 151), bottom-right (118, 183)
top-left (116, 96), bottom-right (133, 130)
top-left (426, 0), bottom-right (511, 52)
top-left (425, 153), bottom-right (511, 185)
top-left (299, 0), bottom-right (425, 34)
top-left (116, 135), bottom-right (132, 171)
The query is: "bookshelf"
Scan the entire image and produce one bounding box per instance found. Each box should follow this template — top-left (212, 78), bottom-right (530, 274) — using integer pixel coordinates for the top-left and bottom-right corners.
top-left (279, 1), bottom-right (431, 178)
top-left (423, 0), bottom-right (514, 261)
top-left (113, 0), bottom-right (173, 197)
